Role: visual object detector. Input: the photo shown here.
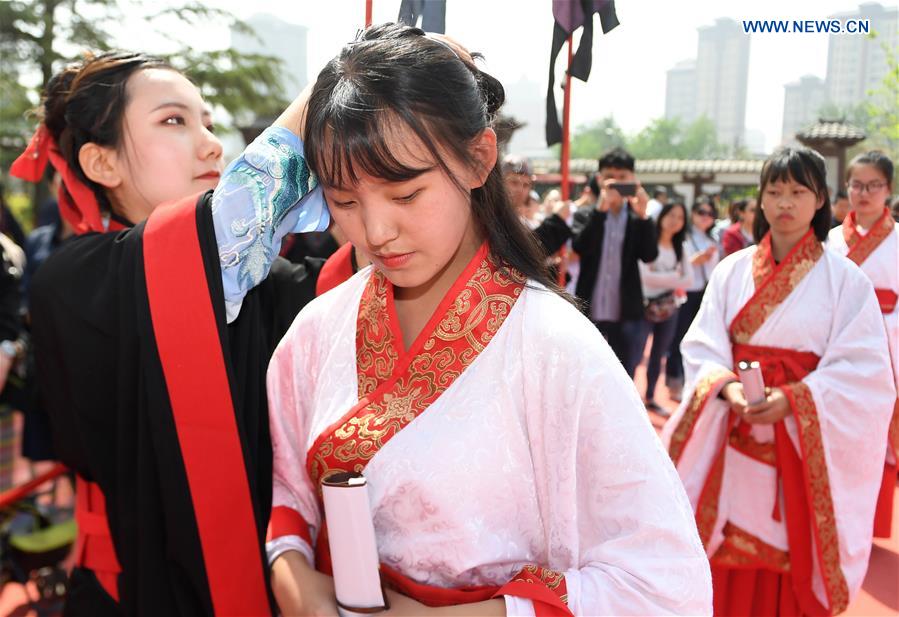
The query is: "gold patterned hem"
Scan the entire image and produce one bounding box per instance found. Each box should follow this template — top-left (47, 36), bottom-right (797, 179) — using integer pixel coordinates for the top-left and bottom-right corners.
top-left (669, 368), bottom-right (735, 466)
top-left (712, 522), bottom-right (791, 572)
top-left (783, 381), bottom-right (850, 614)
top-left (729, 426), bottom-right (776, 466)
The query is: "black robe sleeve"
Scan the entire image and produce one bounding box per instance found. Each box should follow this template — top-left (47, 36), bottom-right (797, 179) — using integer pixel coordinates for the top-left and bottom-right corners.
top-left (532, 213), bottom-right (572, 256)
top-left (30, 191), bottom-right (319, 616)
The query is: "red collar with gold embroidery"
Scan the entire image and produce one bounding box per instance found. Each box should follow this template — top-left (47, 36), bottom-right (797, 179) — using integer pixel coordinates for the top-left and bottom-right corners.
top-left (307, 243), bottom-right (525, 487)
top-left (729, 229), bottom-right (823, 345)
top-left (842, 206), bottom-right (894, 266)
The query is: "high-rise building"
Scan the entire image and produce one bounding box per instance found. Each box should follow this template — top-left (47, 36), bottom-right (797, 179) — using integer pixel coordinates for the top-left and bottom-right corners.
top-left (664, 60), bottom-right (697, 124)
top-left (782, 75), bottom-right (827, 143)
top-left (663, 18), bottom-right (750, 154)
top-left (694, 18), bottom-right (751, 153)
top-left (826, 3), bottom-right (898, 109)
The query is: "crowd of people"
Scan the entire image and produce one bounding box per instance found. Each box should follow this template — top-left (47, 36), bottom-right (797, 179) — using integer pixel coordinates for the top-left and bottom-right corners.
top-left (0, 21), bottom-right (895, 617)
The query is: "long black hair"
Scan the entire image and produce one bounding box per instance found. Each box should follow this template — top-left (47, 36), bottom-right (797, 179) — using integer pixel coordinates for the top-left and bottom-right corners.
top-left (754, 146), bottom-right (832, 242)
top-left (656, 202), bottom-right (688, 262)
top-left (303, 23), bottom-right (557, 291)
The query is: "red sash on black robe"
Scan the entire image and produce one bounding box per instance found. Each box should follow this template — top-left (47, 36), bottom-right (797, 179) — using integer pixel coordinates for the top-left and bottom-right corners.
top-left (143, 195), bottom-right (271, 616)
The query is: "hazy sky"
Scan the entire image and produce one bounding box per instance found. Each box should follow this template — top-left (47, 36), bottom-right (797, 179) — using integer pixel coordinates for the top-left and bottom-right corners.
top-left (122, 0), bottom-right (889, 155)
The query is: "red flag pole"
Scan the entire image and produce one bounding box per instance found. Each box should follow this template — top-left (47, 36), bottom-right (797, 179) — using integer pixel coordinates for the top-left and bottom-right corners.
top-left (365, 0), bottom-right (373, 27)
top-left (560, 35), bottom-right (573, 202)
top-left (557, 35), bottom-right (573, 287)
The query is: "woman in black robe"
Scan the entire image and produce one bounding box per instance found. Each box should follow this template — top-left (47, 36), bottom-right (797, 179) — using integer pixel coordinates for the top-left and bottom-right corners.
top-left (14, 51), bottom-right (326, 616)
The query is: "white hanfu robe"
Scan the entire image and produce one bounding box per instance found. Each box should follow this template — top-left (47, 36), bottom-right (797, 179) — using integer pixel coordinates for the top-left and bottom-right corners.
top-left (828, 207), bottom-right (899, 538)
top-left (266, 243), bottom-right (711, 616)
top-left (662, 230), bottom-right (895, 615)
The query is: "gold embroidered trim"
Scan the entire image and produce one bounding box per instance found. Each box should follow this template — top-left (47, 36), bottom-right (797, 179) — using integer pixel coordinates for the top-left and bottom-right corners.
top-left (712, 522), bottom-right (791, 572)
top-left (728, 426), bottom-right (776, 466)
top-left (844, 206), bottom-right (894, 266)
top-left (668, 369), bottom-right (735, 465)
top-left (786, 381), bottom-right (850, 614)
top-left (309, 256), bottom-right (524, 487)
top-left (511, 565), bottom-right (568, 605)
top-left (730, 231), bottom-right (823, 345)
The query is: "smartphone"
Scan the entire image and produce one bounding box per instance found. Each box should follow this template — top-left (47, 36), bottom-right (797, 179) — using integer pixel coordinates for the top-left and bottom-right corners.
top-left (609, 182), bottom-right (637, 197)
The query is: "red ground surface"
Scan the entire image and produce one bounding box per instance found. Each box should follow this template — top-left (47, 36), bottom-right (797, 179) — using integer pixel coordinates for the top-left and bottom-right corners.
top-left (0, 352), bottom-right (895, 615)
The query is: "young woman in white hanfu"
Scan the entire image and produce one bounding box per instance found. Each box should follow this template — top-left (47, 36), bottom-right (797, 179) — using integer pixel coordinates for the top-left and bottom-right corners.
top-left (264, 24), bottom-right (712, 617)
top-left (662, 146), bottom-right (895, 616)
top-left (827, 150), bottom-right (899, 539)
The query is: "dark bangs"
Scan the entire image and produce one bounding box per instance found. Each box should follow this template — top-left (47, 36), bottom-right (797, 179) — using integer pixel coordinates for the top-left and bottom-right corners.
top-left (301, 22), bottom-right (563, 294)
top-left (304, 90), bottom-right (438, 190)
top-left (754, 146), bottom-right (832, 242)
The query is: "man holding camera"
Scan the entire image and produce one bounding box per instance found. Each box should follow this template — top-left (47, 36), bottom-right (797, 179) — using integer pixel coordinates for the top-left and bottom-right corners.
top-left (572, 148), bottom-right (658, 376)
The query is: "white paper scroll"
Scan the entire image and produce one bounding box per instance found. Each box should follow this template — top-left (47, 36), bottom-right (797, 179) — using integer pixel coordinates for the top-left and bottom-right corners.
top-left (322, 472), bottom-right (388, 616)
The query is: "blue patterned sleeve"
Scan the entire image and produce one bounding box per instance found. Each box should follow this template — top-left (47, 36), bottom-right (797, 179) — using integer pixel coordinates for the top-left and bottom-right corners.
top-left (211, 126), bottom-right (330, 322)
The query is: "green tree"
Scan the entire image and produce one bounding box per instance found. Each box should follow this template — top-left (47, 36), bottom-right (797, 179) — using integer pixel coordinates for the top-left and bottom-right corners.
top-left (815, 32), bottom-right (898, 163)
top-left (679, 116), bottom-right (729, 159)
top-left (563, 116), bottom-right (627, 159)
top-left (860, 33), bottom-right (899, 162)
top-left (560, 114), bottom-right (730, 162)
top-left (1, 0), bottom-right (289, 205)
top-left (629, 115), bottom-right (728, 159)
top-left (628, 117), bottom-right (683, 159)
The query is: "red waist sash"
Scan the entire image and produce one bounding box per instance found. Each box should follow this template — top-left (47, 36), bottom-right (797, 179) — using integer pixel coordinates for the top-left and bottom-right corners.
top-left (875, 288), bottom-right (897, 314)
top-left (312, 524), bottom-right (569, 614)
top-left (74, 476), bottom-right (121, 602)
top-left (731, 343), bottom-right (820, 385)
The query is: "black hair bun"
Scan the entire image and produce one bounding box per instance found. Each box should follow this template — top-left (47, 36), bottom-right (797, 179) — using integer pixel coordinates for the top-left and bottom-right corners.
top-left (476, 69), bottom-right (504, 119)
top-left (41, 62), bottom-right (82, 141)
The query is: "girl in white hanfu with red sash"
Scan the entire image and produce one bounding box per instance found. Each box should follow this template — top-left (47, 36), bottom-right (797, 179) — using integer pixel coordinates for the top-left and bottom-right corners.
top-left (265, 25), bottom-right (712, 617)
top-left (662, 146), bottom-right (895, 616)
top-left (828, 151), bottom-right (899, 539)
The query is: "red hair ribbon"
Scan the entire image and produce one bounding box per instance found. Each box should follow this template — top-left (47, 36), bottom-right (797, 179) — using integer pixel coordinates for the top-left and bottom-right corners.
top-left (10, 124), bottom-right (125, 235)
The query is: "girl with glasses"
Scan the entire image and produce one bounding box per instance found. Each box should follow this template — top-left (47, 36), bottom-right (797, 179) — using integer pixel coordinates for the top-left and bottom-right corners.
top-left (827, 150), bottom-right (898, 540)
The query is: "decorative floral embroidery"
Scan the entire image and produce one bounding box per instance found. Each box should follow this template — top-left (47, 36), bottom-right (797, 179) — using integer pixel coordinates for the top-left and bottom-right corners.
top-left (308, 245), bottom-right (525, 487)
top-left (843, 206), bottom-right (894, 266)
top-left (730, 231), bottom-right (823, 345)
top-left (509, 565), bottom-right (569, 604)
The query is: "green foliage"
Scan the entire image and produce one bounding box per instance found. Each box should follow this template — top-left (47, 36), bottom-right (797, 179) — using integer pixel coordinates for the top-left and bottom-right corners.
top-left (811, 31), bottom-right (898, 163)
top-left (567, 117), bottom-right (627, 159)
top-left (559, 114), bottom-right (731, 161)
top-left (860, 34), bottom-right (899, 162)
top-left (1, 0), bottom-right (289, 220)
top-left (0, 0), bottom-right (288, 149)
